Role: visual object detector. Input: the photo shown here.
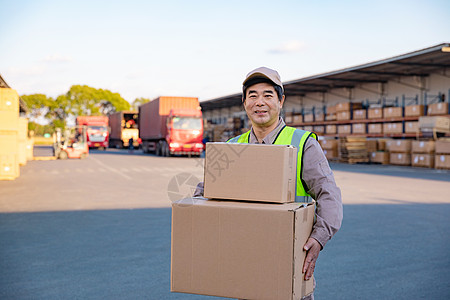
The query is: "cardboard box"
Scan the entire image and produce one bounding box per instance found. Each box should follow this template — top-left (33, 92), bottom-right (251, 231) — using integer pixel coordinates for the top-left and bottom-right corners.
top-left (368, 123), bottom-right (382, 134)
top-left (383, 123), bottom-right (403, 134)
top-left (366, 140), bottom-right (377, 152)
top-left (326, 125), bottom-right (337, 134)
top-left (26, 138), bottom-right (34, 161)
top-left (313, 125), bottom-right (324, 134)
top-left (293, 115), bottom-right (302, 123)
top-left (18, 140), bottom-right (27, 166)
top-left (353, 109), bottom-right (366, 120)
top-left (383, 107), bottom-right (403, 118)
top-left (435, 154), bottom-right (450, 169)
top-left (323, 148), bottom-right (338, 160)
top-left (404, 105), bottom-right (424, 117)
top-left (327, 104), bottom-right (337, 114)
top-left (336, 102), bottom-right (362, 112)
top-left (171, 198), bottom-right (315, 300)
top-left (427, 102), bottom-right (449, 116)
top-left (352, 123), bottom-right (366, 134)
top-left (337, 125), bottom-right (351, 134)
top-left (412, 141), bottom-right (435, 153)
top-left (314, 113), bottom-right (324, 122)
top-left (304, 126), bottom-right (313, 132)
top-left (319, 139), bottom-right (338, 150)
top-left (285, 115), bottom-right (293, 124)
top-left (377, 139), bottom-right (388, 151)
top-left (387, 140), bottom-right (412, 153)
top-left (204, 143), bottom-right (297, 203)
top-left (303, 114), bottom-right (314, 123)
top-left (412, 154), bottom-right (434, 168)
top-left (389, 153), bottom-right (411, 165)
top-left (336, 111), bottom-right (351, 121)
top-left (435, 140), bottom-right (450, 154)
top-left (368, 108), bottom-right (383, 119)
top-left (370, 152), bottom-right (389, 164)
top-left (419, 116), bottom-right (450, 132)
top-left (0, 88), bottom-right (19, 113)
top-left (404, 121), bottom-right (419, 133)
top-left (0, 154), bottom-right (19, 180)
top-left (325, 114), bottom-right (336, 121)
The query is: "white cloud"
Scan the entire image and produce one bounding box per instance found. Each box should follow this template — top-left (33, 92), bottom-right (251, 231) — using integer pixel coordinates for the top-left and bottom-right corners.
top-left (268, 40), bottom-right (306, 54)
top-left (42, 54), bottom-right (73, 63)
top-left (7, 65), bottom-right (46, 76)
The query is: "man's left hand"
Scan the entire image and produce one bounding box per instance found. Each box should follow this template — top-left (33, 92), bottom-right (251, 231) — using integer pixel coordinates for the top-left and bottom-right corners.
top-left (302, 237), bottom-right (321, 280)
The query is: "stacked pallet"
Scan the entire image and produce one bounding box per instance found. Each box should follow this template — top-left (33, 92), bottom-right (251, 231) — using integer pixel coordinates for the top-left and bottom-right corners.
top-left (339, 136), bottom-right (369, 164)
top-left (435, 139), bottom-right (450, 169)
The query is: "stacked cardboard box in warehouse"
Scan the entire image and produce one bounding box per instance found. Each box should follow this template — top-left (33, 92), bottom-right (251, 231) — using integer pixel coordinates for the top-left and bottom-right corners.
top-left (411, 140), bottom-right (435, 168)
top-left (435, 140), bottom-right (450, 169)
top-left (172, 143), bottom-right (315, 299)
top-left (0, 88), bottom-right (20, 180)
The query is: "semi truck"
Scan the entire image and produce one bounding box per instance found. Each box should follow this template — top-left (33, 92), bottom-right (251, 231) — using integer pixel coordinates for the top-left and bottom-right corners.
top-left (76, 116), bottom-right (109, 150)
top-left (139, 96), bottom-right (203, 156)
top-left (108, 111), bottom-right (140, 148)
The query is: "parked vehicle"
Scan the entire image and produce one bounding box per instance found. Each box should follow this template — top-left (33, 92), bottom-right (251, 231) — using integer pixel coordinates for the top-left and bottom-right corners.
top-left (139, 96), bottom-right (203, 156)
top-left (76, 116), bottom-right (109, 150)
top-left (108, 111), bottom-right (139, 149)
top-left (53, 126), bottom-right (89, 159)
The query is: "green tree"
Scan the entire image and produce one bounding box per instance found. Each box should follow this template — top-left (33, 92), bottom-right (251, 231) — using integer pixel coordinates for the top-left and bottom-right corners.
top-left (132, 97), bottom-right (151, 110)
top-left (21, 94), bottom-right (54, 121)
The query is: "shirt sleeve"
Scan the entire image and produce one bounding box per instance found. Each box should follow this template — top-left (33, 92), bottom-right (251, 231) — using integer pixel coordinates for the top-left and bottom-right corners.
top-left (302, 138), bottom-right (343, 249)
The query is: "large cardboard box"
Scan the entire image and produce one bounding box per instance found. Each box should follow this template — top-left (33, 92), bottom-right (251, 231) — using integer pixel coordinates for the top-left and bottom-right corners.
top-left (313, 125), bottom-right (324, 134)
top-left (370, 152), bottom-right (389, 164)
top-left (204, 143), bottom-right (297, 203)
top-left (336, 102), bottom-right (362, 112)
top-left (435, 154), bottom-right (450, 169)
top-left (352, 123), bottom-right (366, 134)
top-left (319, 139), bottom-right (338, 150)
top-left (337, 124), bottom-right (351, 134)
top-left (0, 88), bottom-right (19, 113)
top-left (368, 108), bottom-right (383, 119)
top-left (404, 105), bottom-right (424, 117)
top-left (0, 154), bottom-right (19, 180)
top-left (353, 109), bottom-right (366, 120)
top-left (314, 113), bottom-right (324, 122)
top-left (26, 138), bottom-right (34, 161)
top-left (383, 122), bottom-right (403, 134)
top-left (412, 154), bottom-right (434, 168)
top-left (366, 140), bottom-right (377, 152)
top-left (293, 114), bottom-right (302, 123)
top-left (412, 141), bottom-right (435, 153)
top-left (171, 198), bottom-right (315, 300)
top-left (389, 153), bottom-right (411, 165)
top-left (368, 123), bottom-right (382, 134)
top-left (435, 140), bottom-right (450, 154)
top-left (383, 107), bottom-right (403, 118)
top-left (303, 114), bottom-right (314, 123)
top-left (336, 111), bottom-right (351, 121)
top-left (427, 102), bottom-right (448, 116)
top-left (326, 124), bottom-right (337, 134)
top-left (327, 104), bottom-right (337, 115)
top-left (419, 116), bottom-right (450, 132)
top-left (405, 121), bottom-right (419, 133)
top-left (387, 140), bottom-right (412, 153)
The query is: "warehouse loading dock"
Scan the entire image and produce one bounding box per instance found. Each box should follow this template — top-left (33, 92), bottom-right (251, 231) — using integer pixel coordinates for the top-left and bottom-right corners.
top-left (200, 43), bottom-right (450, 169)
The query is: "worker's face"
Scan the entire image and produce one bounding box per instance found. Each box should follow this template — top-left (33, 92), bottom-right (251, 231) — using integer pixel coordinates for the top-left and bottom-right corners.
top-left (243, 82), bottom-right (285, 129)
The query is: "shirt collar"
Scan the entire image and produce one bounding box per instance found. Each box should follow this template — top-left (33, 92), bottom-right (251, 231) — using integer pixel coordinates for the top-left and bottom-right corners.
top-left (249, 118), bottom-right (286, 144)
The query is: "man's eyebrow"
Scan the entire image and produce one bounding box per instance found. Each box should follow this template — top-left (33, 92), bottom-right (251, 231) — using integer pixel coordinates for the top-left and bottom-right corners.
top-left (264, 90), bottom-right (274, 94)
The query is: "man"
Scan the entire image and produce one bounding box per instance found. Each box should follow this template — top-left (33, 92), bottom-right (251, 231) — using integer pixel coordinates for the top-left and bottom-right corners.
top-left (196, 67), bottom-right (343, 300)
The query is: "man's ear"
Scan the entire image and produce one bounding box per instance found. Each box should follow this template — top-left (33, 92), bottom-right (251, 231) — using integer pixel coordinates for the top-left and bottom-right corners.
top-left (280, 94), bottom-right (285, 108)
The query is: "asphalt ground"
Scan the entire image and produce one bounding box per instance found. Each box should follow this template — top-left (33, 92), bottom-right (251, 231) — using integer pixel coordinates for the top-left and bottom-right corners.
top-left (1, 146), bottom-right (449, 299)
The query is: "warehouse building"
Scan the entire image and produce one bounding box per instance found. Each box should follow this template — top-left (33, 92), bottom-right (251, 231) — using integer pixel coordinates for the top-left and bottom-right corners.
top-left (200, 43), bottom-right (450, 143)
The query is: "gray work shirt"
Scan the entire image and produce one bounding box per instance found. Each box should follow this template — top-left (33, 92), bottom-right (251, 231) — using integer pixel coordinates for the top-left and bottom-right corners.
top-left (249, 118), bottom-right (343, 249)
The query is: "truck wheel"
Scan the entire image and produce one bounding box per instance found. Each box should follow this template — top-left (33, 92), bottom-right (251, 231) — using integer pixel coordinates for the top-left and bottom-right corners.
top-left (156, 142), bottom-right (162, 156)
top-left (163, 141), bottom-right (170, 157)
top-left (59, 151), bottom-right (68, 160)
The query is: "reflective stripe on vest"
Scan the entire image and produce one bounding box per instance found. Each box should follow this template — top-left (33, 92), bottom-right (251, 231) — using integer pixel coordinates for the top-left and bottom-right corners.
top-left (227, 126), bottom-right (317, 202)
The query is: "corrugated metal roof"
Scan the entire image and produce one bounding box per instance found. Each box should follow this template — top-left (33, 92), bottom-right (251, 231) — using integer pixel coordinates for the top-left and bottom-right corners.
top-left (201, 43), bottom-right (450, 111)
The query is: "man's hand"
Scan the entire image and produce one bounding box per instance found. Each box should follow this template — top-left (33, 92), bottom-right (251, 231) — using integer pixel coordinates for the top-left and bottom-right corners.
top-left (302, 237), bottom-right (321, 280)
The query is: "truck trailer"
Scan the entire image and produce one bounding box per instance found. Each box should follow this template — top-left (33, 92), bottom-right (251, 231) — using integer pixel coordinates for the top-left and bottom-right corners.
top-left (139, 96), bottom-right (203, 156)
top-left (108, 111), bottom-right (139, 149)
top-left (75, 116), bottom-right (109, 150)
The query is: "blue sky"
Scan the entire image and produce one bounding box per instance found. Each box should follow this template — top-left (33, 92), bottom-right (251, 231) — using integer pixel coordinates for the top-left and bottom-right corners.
top-left (1, 0), bottom-right (449, 103)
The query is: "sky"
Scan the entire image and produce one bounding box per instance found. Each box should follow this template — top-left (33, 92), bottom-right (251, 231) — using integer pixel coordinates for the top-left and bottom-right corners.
top-left (1, 0), bottom-right (449, 104)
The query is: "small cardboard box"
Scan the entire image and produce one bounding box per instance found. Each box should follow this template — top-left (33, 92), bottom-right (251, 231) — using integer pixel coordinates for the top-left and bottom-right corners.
top-left (387, 140), bottom-right (412, 153)
top-left (336, 111), bottom-right (351, 121)
top-left (352, 123), bottom-right (366, 134)
top-left (368, 108), bottom-right (383, 119)
top-left (368, 123), bottom-right (382, 134)
top-left (171, 198), bottom-right (315, 300)
top-left (303, 114), bottom-right (314, 123)
top-left (383, 123), bottom-right (403, 134)
top-left (435, 140), bottom-right (450, 154)
top-left (405, 121), bottom-right (419, 133)
top-left (427, 102), bottom-right (449, 116)
top-left (326, 125), bottom-right (337, 134)
top-left (319, 139), bottom-right (338, 150)
top-left (390, 153), bottom-right (411, 165)
top-left (370, 152), bottom-right (389, 164)
top-left (353, 109), bottom-right (366, 120)
top-left (404, 105), bottom-right (424, 117)
top-left (337, 124), bottom-right (351, 134)
top-left (412, 154), bottom-right (434, 168)
top-left (383, 107), bottom-right (403, 118)
top-left (204, 143), bottom-right (297, 203)
top-left (412, 141), bottom-right (435, 153)
top-left (435, 154), bottom-right (450, 169)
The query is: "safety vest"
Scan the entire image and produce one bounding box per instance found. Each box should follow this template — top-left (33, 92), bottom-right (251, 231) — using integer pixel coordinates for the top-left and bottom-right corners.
top-left (227, 126), bottom-right (317, 202)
